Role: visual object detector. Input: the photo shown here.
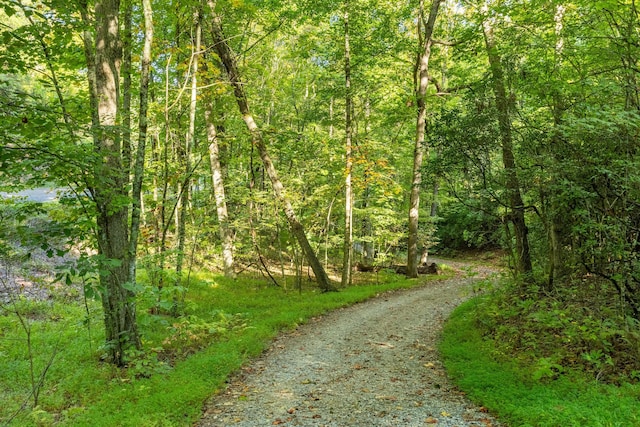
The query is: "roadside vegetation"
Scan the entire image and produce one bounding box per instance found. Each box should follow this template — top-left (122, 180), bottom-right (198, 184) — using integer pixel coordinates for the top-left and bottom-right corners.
top-left (440, 277), bottom-right (640, 427)
top-left (3, 1), bottom-right (640, 425)
top-left (1, 253), bottom-right (445, 427)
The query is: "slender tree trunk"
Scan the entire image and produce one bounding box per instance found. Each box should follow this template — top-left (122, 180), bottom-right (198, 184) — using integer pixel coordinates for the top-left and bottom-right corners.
top-left (407, 0), bottom-right (441, 278)
top-left (157, 55), bottom-right (172, 291)
top-left (175, 13), bottom-right (201, 296)
top-left (341, 1), bottom-right (354, 287)
top-left (205, 97), bottom-right (236, 278)
top-left (482, 7), bottom-right (532, 276)
top-left (362, 99), bottom-right (374, 267)
top-left (546, 4), bottom-right (567, 290)
top-left (92, 0), bottom-right (140, 366)
top-left (208, 2), bottom-right (335, 291)
top-left (430, 179), bottom-right (439, 217)
top-left (21, 9), bottom-right (74, 137)
top-left (128, 0), bottom-right (153, 287)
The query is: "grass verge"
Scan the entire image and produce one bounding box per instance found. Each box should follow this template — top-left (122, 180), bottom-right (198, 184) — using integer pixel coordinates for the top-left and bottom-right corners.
top-left (440, 297), bottom-right (640, 427)
top-left (1, 269), bottom-right (443, 426)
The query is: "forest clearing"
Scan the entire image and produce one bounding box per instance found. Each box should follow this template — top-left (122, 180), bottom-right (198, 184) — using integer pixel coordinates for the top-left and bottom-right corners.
top-left (3, 0), bottom-right (640, 425)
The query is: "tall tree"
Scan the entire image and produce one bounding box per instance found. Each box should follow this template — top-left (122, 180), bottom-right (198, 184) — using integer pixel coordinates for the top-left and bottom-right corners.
top-left (481, 2), bottom-right (532, 276)
top-left (204, 82), bottom-right (235, 278)
top-left (545, 3), bottom-right (569, 290)
top-left (175, 10), bottom-right (202, 298)
top-left (341, 0), bottom-right (354, 287)
top-left (207, 1), bottom-right (335, 291)
top-left (407, 0), bottom-right (442, 278)
top-left (128, 0), bottom-right (154, 289)
top-left (90, 0), bottom-right (141, 365)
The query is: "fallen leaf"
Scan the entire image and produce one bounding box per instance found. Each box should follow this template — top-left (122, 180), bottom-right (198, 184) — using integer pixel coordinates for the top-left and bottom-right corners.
top-left (287, 407), bottom-right (296, 414)
top-left (423, 362), bottom-right (435, 369)
top-left (272, 419), bottom-right (284, 425)
top-left (312, 414), bottom-right (321, 419)
top-left (425, 416), bottom-right (438, 423)
top-left (441, 411), bottom-right (451, 417)
top-left (369, 341), bottom-right (396, 349)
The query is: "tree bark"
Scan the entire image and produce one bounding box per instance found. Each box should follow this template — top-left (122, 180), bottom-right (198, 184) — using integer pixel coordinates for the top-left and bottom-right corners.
top-left (407, 0), bottom-right (442, 278)
top-left (92, 0), bottom-right (140, 366)
top-left (128, 0), bottom-right (153, 288)
top-left (546, 4), bottom-right (567, 290)
top-left (341, 1), bottom-right (354, 287)
top-left (175, 12), bottom-right (201, 299)
top-left (482, 6), bottom-right (532, 275)
top-left (208, 2), bottom-right (335, 291)
top-left (205, 98), bottom-right (236, 278)
top-left (121, 0), bottom-right (132, 175)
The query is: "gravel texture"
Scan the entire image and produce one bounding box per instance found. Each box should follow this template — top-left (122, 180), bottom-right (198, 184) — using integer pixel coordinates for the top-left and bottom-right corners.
top-left (198, 260), bottom-right (503, 427)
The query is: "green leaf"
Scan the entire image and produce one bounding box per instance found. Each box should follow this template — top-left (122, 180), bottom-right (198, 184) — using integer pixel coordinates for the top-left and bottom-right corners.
top-left (121, 281), bottom-right (145, 294)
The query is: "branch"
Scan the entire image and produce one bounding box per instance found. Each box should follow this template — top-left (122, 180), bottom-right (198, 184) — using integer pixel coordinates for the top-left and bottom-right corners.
top-left (432, 38), bottom-right (459, 47)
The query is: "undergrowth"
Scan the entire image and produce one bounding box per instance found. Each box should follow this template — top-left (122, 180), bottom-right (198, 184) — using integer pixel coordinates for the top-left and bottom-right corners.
top-left (478, 277), bottom-right (640, 384)
top-left (440, 275), bottom-right (640, 426)
top-left (0, 268), bottom-right (441, 426)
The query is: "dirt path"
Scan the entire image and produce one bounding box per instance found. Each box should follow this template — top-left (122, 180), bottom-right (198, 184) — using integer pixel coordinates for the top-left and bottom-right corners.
top-left (198, 260), bottom-right (503, 427)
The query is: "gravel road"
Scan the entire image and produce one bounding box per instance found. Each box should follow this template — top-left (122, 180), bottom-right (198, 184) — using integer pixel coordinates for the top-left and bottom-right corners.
top-left (198, 260), bottom-right (503, 427)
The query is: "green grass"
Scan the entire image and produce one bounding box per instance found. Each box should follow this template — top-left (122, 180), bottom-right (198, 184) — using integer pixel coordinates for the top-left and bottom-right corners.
top-left (440, 297), bottom-right (640, 427)
top-left (0, 269), bottom-right (441, 426)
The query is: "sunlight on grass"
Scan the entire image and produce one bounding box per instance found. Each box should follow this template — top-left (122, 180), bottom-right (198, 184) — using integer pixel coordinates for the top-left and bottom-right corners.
top-left (0, 269), bottom-right (443, 426)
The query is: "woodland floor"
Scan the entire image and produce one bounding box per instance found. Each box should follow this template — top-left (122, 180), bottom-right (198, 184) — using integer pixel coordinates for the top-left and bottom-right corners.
top-left (198, 259), bottom-right (504, 427)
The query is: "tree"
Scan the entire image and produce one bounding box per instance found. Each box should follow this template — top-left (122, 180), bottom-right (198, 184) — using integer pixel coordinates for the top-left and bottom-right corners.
top-left (205, 86), bottom-right (236, 278)
top-left (480, 1), bottom-right (532, 276)
top-left (341, 0), bottom-right (354, 287)
top-left (407, 0), bottom-right (442, 278)
top-left (207, 1), bottom-right (335, 291)
top-left (89, 0), bottom-right (142, 365)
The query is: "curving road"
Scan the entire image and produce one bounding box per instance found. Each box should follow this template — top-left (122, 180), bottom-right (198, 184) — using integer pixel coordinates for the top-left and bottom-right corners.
top-left (198, 260), bottom-right (503, 427)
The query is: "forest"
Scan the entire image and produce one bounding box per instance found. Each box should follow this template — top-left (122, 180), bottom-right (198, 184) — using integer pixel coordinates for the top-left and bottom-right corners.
top-left (1, 0), bottom-right (640, 425)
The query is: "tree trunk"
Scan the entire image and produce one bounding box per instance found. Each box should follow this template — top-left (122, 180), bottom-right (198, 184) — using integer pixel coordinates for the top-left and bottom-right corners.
top-left (407, 0), bottom-right (441, 278)
top-left (341, 1), bottom-right (354, 287)
top-left (208, 2), bottom-right (335, 291)
top-left (128, 0), bottom-right (153, 288)
top-left (92, 0), bottom-right (140, 366)
top-left (361, 98), bottom-right (375, 267)
top-left (121, 0), bottom-right (132, 175)
top-left (175, 13), bottom-right (201, 297)
top-left (482, 7), bottom-right (532, 276)
top-left (205, 98), bottom-right (236, 278)
top-left (546, 4), bottom-right (567, 290)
